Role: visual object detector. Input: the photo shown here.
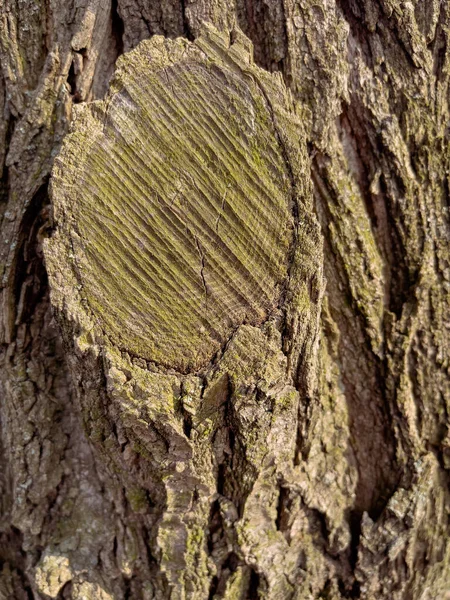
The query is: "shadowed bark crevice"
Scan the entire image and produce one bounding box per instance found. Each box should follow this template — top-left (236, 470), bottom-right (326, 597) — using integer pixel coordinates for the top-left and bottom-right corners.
top-left (112, 0), bottom-right (125, 57)
top-left (13, 183), bottom-right (50, 328)
top-left (311, 163), bottom-right (401, 515)
top-left (248, 569), bottom-right (261, 600)
top-left (235, 0), bottom-right (288, 73)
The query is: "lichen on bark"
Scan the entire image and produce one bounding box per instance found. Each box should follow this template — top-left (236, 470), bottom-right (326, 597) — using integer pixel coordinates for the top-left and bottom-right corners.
top-left (2, 0), bottom-right (450, 599)
top-left (44, 25), bottom-right (325, 599)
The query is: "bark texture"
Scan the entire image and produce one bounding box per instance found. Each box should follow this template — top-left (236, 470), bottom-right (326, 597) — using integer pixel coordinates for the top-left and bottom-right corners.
top-left (1, 1), bottom-right (450, 599)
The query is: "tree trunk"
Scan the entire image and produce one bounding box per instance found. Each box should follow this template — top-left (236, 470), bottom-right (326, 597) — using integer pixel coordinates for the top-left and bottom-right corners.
top-left (1, 1), bottom-right (450, 599)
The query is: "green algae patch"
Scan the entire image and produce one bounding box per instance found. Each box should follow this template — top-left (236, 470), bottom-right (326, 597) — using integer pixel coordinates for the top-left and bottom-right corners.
top-left (46, 25), bottom-right (306, 372)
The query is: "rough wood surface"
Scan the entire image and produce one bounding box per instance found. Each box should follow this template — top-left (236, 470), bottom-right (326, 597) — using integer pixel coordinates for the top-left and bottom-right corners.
top-left (1, 1), bottom-right (450, 599)
top-left (48, 28), bottom-right (301, 371)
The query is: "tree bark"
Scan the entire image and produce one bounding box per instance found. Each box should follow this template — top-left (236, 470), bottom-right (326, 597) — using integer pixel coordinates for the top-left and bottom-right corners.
top-left (1, 1), bottom-right (450, 599)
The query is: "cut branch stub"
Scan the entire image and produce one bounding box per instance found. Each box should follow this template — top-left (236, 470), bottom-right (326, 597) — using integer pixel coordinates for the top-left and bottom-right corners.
top-left (47, 25), bottom-right (302, 372)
